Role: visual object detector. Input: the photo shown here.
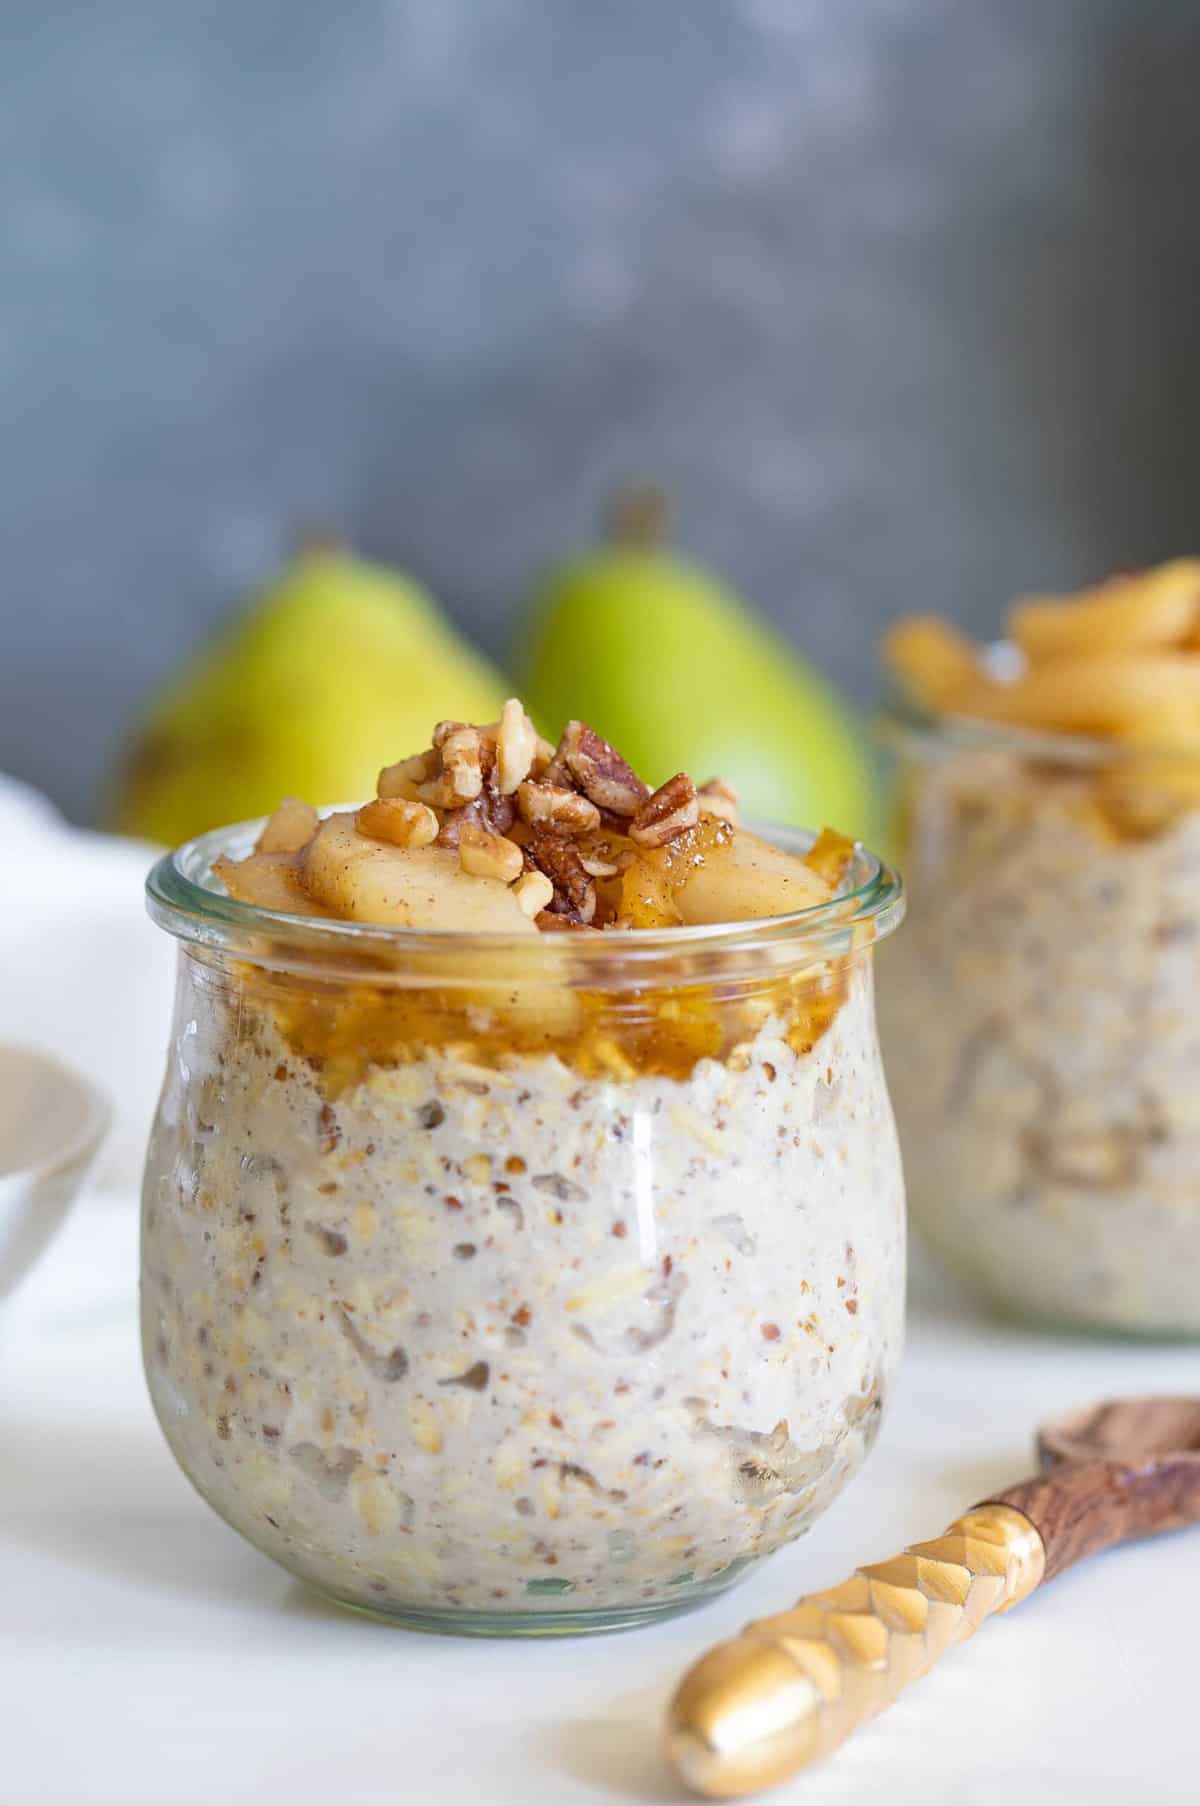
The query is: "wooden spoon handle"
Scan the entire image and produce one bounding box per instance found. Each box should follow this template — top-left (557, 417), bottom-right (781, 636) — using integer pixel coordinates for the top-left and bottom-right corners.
top-left (989, 1452), bottom-right (1200, 1580)
top-left (666, 1503), bottom-right (1045, 1799)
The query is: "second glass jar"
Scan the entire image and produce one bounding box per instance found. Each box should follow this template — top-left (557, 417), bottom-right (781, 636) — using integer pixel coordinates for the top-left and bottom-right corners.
top-left (879, 704), bottom-right (1200, 1336)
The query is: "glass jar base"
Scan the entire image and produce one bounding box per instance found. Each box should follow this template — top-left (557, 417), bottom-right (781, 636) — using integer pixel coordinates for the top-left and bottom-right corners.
top-left (914, 1233), bottom-right (1200, 1341)
top-left (306, 1567), bottom-right (754, 1638)
top-left (980, 1284), bottom-right (1200, 1343)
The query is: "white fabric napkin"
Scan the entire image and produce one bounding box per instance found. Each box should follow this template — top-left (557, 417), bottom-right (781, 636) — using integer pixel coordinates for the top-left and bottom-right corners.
top-left (0, 774), bottom-right (176, 1195)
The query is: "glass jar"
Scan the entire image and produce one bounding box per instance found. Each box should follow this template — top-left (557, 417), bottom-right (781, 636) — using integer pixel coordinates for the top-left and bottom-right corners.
top-left (142, 819), bottom-right (905, 1635)
top-left (879, 700), bottom-right (1200, 1336)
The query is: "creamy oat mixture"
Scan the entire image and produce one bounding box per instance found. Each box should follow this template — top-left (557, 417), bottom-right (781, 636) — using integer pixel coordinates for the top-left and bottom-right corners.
top-left (882, 561), bottom-right (1200, 1333)
top-left (143, 966), bottom-right (902, 1617)
top-left (880, 745), bottom-right (1200, 1333)
top-left (142, 698), bottom-right (905, 1621)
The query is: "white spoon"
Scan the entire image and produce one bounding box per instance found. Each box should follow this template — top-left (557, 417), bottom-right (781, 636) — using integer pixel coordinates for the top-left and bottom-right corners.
top-left (0, 1045), bottom-right (110, 1299)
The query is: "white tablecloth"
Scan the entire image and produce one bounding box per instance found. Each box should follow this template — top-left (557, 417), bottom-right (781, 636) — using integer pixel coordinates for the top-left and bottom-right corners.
top-left (2, 782), bottom-right (1198, 1806)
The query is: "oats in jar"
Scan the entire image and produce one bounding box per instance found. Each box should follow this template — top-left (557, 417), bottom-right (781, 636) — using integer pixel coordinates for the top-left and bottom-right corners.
top-left (143, 697), bottom-right (906, 1632)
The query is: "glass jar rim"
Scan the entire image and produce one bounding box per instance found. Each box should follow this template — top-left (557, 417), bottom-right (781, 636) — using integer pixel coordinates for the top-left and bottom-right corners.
top-left (145, 813), bottom-right (904, 988)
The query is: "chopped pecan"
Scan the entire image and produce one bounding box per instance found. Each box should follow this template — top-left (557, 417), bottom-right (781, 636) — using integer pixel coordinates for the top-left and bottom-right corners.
top-left (513, 870), bottom-right (555, 917)
top-left (377, 749), bottom-right (438, 801)
top-left (458, 821), bottom-right (524, 883)
top-left (432, 725), bottom-right (485, 803)
top-left (534, 911), bottom-right (602, 934)
top-left (437, 772), bottom-right (516, 846)
top-left (556, 721), bottom-right (649, 817)
top-left (530, 734), bottom-right (558, 778)
top-left (578, 851), bottom-right (619, 878)
top-left (516, 779), bottom-right (601, 836)
top-left (578, 830), bottom-right (637, 874)
top-left (528, 829), bottom-right (597, 923)
top-left (630, 772), bottom-right (699, 847)
top-left (356, 797), bottom-right (439, 848)
top-left (432, 717), bottom-right (497, 751)
top-left (496, 699), bottom-right (539, 794)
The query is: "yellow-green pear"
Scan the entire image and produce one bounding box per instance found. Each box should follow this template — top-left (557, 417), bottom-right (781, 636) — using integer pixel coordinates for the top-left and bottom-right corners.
top-left (109, 546), bottom-right (507, 846)
top-left (516, 492), bottom-right (878, 839)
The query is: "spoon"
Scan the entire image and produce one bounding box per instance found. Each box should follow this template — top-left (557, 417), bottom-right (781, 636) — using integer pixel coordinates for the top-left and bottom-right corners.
top-left (667, 1396), bottom-right (1200, 1798)
top-left (0, 1044), bottom-right (110, 1300)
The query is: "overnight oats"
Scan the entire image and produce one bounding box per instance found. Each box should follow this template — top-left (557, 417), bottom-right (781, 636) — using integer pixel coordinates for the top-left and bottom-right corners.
top-left (879, 560), bottom-right (1200, 1335)
top-left (142, 701), bottom-right (905, 1633)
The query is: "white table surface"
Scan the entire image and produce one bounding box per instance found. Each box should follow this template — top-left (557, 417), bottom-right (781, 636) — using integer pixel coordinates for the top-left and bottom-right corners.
top-left (5, 1210), bottom-right (1199, 1806)
top-left (3, 783), bottom-right (1199, 1806)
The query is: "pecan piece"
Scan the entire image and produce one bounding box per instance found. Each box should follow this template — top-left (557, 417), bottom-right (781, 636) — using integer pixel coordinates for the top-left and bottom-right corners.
top-left (528, 829), bottom-right (597, 923)
top-left (516, 779), bottom-right (601, 836)
top-left (530, 734), bottom-right (558, 779)
top-left (575, 829), bottom-right (633, 878)
top-left (630, 772), bottom-right (699, 847)
top-left (496, 698), bottom-right (539, 795)
top-left (513, 870), bottom-right (555, 917)
top-left (431, 725), bottom-right (485, 803)
top-left (458, 821), bottom-right (524, 883)
top-left (377, 749), bottom-right (438, 801)
top-left (437, 772), bottom-right (516, 846)
top-left (556, 721), bottom-right (649, 817)
top-left (578, 851), bottom-right (619, 878)
top-left (534, 911), bottom-right (602, 934)
top-left (356, 797), bottom-right (439, 848)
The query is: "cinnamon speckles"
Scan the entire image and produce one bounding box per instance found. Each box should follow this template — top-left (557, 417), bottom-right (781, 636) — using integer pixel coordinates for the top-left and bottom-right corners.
top-left (318, 1103), bottom-right (340, 1152)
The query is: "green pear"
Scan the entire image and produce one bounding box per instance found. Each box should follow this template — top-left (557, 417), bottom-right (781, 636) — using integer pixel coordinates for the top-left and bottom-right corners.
top-left (516, 492), bottom-right (878, 840)
top-left (109, 546), bottom-right (508, 846)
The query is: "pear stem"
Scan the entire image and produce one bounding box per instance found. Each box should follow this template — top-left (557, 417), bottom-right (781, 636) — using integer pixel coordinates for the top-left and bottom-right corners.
top-left (605, 485), bottom-right (670, 550)
top-left (292, 518), bottom-right (347, 557)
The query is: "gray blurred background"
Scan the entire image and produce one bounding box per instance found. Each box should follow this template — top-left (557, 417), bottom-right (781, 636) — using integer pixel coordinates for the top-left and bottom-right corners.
top-left (5, 0), bottom-right (1200, 821)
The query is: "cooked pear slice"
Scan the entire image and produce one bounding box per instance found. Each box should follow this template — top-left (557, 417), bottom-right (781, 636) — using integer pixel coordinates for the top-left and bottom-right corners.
top-left (802, 826), bottom-right (857, 888)
top-left (256, 796), bottom-right (320, 854)
top-left (673, 826), bottom-right (832, 925)
top-left (617, 854), bottom-right (683, 929)
top-left (213, 851), bottom-right (333, 916)
top-left (302, 812), bottom-right (535, 932)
